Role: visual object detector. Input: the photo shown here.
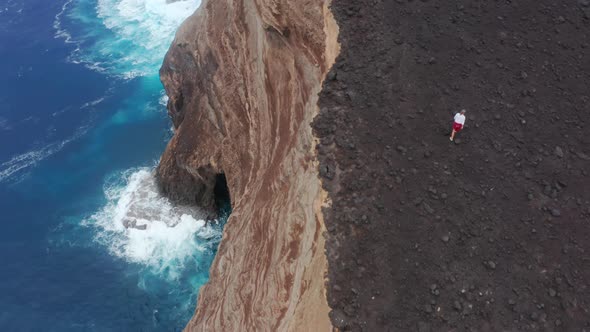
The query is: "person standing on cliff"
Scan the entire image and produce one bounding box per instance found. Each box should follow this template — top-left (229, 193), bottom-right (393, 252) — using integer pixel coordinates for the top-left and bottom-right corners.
top-left (450, 109), bottom-right (466, 141)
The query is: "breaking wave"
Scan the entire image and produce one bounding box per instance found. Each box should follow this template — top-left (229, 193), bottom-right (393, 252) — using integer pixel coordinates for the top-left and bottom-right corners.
top-left (83, 168), bottom-right (223, 281)
top-left (54, 0), bottom-right (200, 78)
top-left (50, 0), bottom-right (222, 323)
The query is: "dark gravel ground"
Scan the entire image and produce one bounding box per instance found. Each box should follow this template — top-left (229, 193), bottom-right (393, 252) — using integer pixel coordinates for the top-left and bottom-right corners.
top-left (314, 0), bottom-right (590, 331)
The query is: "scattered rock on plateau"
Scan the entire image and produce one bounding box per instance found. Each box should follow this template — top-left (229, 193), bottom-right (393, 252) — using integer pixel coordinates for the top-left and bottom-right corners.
top-left (555, 146), bottom-right (564, 158)
top-left (417, 321), bottom-right (431, 332)
top-left (486, 261), bottom-right (497, 270)
top-left (330, 309), bottom-right (348, 329)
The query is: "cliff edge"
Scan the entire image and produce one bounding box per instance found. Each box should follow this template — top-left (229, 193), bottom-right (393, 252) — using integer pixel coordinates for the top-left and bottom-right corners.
top-left (157, 0), bottom-right (339, 330)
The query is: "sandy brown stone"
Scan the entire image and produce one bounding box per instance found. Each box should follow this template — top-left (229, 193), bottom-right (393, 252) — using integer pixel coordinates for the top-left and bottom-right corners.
top-left (157, 0), bottom-right (339, 330)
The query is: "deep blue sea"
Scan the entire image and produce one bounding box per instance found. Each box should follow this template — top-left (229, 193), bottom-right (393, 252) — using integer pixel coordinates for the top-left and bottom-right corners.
top-left (0, 0), bottom-right (225, 330)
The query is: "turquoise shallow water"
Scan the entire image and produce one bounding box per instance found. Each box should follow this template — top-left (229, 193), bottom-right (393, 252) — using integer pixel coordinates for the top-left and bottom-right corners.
top-left (0, 0), bottom-right (225, 330)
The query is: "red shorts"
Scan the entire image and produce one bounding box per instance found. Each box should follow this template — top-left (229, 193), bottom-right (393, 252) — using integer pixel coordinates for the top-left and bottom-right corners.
top-left (453, 122), bottom-right (463, 131)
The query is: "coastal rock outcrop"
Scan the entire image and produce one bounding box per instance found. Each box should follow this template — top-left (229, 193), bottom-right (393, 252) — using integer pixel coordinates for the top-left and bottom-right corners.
top-left (157, 0), bottom-right (339, 330)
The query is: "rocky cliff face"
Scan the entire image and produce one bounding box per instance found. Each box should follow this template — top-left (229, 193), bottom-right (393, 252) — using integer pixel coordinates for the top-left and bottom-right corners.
top-left (157, 0), bottom-right (339, 330)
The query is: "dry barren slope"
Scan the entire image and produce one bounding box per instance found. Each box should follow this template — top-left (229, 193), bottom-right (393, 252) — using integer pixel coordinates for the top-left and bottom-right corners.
top-left (315, 1), bottom-right (590, 331)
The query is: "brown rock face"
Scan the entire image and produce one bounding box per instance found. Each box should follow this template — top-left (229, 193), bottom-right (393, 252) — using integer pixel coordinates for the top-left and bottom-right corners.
top-left (157, 0), bottom-right (339, 330)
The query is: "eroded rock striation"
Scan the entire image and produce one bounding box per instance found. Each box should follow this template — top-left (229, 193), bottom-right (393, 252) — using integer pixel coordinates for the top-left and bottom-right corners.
top-left (157, 0), bottom-right (339, 330)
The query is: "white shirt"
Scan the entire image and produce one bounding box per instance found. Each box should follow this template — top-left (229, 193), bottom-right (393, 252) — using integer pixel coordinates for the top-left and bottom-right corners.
top-left (454, 113), bottom-right (466, 125)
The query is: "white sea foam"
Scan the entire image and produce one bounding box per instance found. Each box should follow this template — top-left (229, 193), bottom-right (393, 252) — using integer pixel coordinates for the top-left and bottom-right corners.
top-left (54, 0), bottom-right (200, 78)
top-left (0, 90), bottom-right (112, 182)
top-left (80, 97), bottom-right (106, 109)
top-left (0, 128), bottom-right (87, 183)
top-left (83, 168), bottom-right (221, 280)
top-left (53, 0), bottom-right (75, 43)
top-left (159, 93), bottom-right (169, 107)
top-left (51, 97), bottom-right (106, 117)
top-left (0, 0), bottom-right (23, 16)
top-left (0, 117), bottom-right (11, 131)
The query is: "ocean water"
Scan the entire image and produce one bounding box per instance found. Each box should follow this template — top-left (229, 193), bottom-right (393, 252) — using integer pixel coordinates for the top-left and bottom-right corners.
top-left (0, 0), bottom-right (226, 330)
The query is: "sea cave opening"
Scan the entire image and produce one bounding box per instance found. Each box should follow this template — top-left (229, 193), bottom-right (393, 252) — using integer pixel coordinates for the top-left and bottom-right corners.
top-left (214, 173), bottom-right (231, 216)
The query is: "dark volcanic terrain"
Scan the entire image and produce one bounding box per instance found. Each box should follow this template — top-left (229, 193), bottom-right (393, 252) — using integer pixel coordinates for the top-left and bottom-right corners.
top-left (314, 0), bottom-right (590, 331)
